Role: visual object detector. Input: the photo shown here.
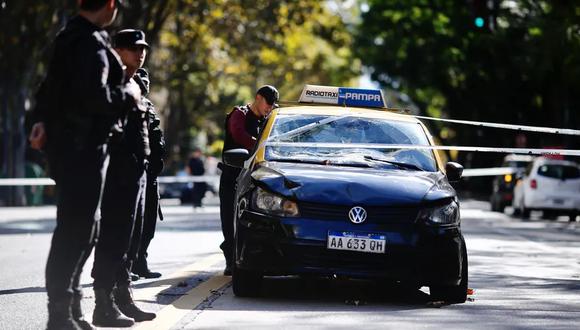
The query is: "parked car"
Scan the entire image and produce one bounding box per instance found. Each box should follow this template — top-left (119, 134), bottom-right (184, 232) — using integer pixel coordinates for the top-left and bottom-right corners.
top-left (513, 157), bottom-right (580, 221)
top-left (490, 154), bottom-right (534, 212)
top-left (223, 85), bottom-right (468, 303)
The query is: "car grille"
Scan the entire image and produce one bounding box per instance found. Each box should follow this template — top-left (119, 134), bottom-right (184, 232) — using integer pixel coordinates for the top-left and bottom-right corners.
top-left (298, 202), bottom-right (418, 223)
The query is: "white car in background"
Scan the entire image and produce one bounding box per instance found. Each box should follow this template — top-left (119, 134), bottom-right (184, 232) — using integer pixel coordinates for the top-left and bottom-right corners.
top-left (513, 157), bottom-right (580, 222)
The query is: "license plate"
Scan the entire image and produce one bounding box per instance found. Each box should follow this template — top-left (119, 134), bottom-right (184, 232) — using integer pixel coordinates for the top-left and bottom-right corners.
top-left (553, 198), bottom-right (564, 205)
top-left (327, 231), bottom-right (386, 254)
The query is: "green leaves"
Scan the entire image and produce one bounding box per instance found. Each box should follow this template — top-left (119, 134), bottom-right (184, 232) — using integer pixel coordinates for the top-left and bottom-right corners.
top-left (355, 0), bottom-right (580, 157)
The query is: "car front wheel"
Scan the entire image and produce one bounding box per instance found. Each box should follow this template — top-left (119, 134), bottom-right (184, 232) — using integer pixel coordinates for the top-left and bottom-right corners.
top-left (430, 239), bottom-right (468, 304)
top-left (232, 231), bottom-right (263, 297)
top-left (232, 264), bottom-right (263, 297)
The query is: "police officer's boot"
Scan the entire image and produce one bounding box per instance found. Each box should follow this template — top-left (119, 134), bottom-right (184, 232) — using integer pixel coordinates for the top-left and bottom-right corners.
top-left (47, 298), bottom-right (82, 330)
top-left (114, 285), bottom-right (156, 322)
top-left (133, 256), bottom-right (162, 279)
top-left (92, 288), bottom-right (134, 327)
top-left (71, 293), bottom-right (95, 330)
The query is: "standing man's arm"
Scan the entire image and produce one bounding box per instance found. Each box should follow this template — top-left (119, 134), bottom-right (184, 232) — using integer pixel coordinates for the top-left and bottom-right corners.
top-left (71, 33), bottom-right (140, 118)
top-left (228, 109), bottom-right (256, 150)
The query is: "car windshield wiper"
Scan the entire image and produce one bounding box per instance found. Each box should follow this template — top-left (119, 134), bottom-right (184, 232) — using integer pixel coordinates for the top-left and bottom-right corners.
top-left (269, 157), bottom-right (372, 168)
top-left (269, 157), bottom-right (328, 165)
top-left (363, 155), bottom-right (424, 171)
top-left (269, 115), bottom-right (352, 141)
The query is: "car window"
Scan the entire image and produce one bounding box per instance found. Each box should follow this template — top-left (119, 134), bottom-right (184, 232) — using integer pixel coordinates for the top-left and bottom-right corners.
top-left (563, 166), bottom-right (580, 179)
top-left (537, 164), bottom-right (580, 179)
top-left (266, 114), bottom-right (437, 171)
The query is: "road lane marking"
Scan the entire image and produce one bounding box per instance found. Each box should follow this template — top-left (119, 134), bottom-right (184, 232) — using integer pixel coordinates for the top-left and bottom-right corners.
top-left (133, 253), bottom-right (224, 301)
top-left (134, 275), bottom-right (231, 330)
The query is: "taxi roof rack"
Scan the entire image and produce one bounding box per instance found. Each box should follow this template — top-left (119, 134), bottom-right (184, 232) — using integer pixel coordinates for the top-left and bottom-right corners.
top-left (276, 100), bottom-right (412, 114)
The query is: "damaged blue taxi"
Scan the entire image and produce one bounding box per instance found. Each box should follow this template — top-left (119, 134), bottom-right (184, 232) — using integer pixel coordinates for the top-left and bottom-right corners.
top-left (224, 85), bottom-right (468, 303)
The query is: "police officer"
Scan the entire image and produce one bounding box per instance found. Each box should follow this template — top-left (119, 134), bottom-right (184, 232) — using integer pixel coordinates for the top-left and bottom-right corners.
top-left (219, 85), bottom-right (279, 275)
top-left (131, 68), bottom-right (165, 279)
top-left (90, 29), bottom-right (155, 327)
top-left (28, 1), bottom-right (140, 329)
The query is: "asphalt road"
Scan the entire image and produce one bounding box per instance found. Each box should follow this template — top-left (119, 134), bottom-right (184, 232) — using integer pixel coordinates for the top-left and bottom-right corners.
top-left (0, 199), bottom-right (579, 330)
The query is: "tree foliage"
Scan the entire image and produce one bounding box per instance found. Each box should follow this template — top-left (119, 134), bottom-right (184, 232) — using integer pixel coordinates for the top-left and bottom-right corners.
top-left (152, 0), bottom-right (358, 162)
top-left (0, 1), bottom-right (357, 170)
top-left (355, 0), bottom-right (580, 163)
top-left (0, 0), bottom-right (358, 204)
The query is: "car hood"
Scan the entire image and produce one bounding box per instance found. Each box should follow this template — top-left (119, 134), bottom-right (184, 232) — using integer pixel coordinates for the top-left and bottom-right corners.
top-left (251, 162), bottom-right (455, 206)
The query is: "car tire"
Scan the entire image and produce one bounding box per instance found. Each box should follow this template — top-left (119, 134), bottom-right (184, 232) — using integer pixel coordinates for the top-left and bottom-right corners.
top-left (490, 196), bottom-right (501, 212)
top-left (520, 203), bottom-right (531, 219)
top-left (497, 201), bottom-right (505, 213)
top-left (232, 264), bottom-right (263, 297)
top-left (430, 239), bottom-right (468, 304)
top-left (542, 211), bottom-right (558, 220)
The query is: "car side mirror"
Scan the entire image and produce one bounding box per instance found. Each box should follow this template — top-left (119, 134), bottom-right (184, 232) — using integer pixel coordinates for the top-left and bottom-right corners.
top-left (445, 162), bottom-right (463, 182)
top-left (223, 149), bottom-right (250, 168)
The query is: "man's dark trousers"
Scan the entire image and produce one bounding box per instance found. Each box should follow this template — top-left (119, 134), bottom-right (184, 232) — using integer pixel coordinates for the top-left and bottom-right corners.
top-left (92, 152), bottom-right (146, 290)
top-left (45, 146), bottom-right (108, 302)
top-left (135, 178), bottom-right (159, 267)
top-left (218, 165), bottom-right (241, 267)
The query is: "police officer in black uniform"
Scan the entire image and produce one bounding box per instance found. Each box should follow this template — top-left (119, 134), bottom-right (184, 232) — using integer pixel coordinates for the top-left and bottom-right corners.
top-left (90, 29), bottom-right (155, 327)
top-left (131, 68), bottom-right (165, 279)
top-left (28, 1), bottom-right (139, 329)
top-left (219, 85), bottom-right (279, 275)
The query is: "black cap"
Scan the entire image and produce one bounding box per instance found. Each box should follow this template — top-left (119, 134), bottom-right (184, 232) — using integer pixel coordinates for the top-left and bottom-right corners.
top-left (256, 85), bottom-right (279, 106)
top-left (113, 29), bottom-right (149, 49)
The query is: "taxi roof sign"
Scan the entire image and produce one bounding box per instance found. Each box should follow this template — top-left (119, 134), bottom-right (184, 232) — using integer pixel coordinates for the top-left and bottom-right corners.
top-left (298, 84), bottom-right (387, 108)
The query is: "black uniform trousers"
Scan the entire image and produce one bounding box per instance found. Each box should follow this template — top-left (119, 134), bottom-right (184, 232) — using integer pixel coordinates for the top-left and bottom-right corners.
top-left (218, 164), bottom-right (241, 266)
top-left (45, 146), bottom-right (108, 302)
top-left (92, 151), bottom-right (146, 290)
top-left (135, 178), bottom-right (159, 267)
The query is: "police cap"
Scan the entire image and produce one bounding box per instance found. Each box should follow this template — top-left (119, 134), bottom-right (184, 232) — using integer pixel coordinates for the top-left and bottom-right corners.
top-left (256, 85), bottom-right (279, 106)
top-left (113, 29), bottom-right (149, 49)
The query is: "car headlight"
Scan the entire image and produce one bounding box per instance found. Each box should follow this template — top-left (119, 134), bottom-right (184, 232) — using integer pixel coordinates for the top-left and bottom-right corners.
top-left (419, 200), bottom-right (460, 225)
top-left (252, 187), bottom-right (299, 217)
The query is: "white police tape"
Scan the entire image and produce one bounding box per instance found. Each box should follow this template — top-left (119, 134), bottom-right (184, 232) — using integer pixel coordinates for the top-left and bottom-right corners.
top-left (392, 112), bottom-right (580, 136)
top-left (0, 167), bottom-right (530, 185)
top-left (461, 167), bottom-right (516, 177)
top-left (295, 85), bottom-right (580, 135)
top-left (264, 142), bottom-right (580, 157)
top-left (0, 175), bottom-right (220, 187)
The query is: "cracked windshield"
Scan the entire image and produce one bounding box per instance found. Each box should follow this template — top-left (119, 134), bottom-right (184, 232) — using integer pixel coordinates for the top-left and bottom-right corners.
top-left (267, 114), bottom-right (437, 171)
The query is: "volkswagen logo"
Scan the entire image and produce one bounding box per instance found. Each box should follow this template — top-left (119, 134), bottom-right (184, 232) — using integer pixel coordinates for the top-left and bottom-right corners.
top-left (348, 206), bottom-right (367, 224)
